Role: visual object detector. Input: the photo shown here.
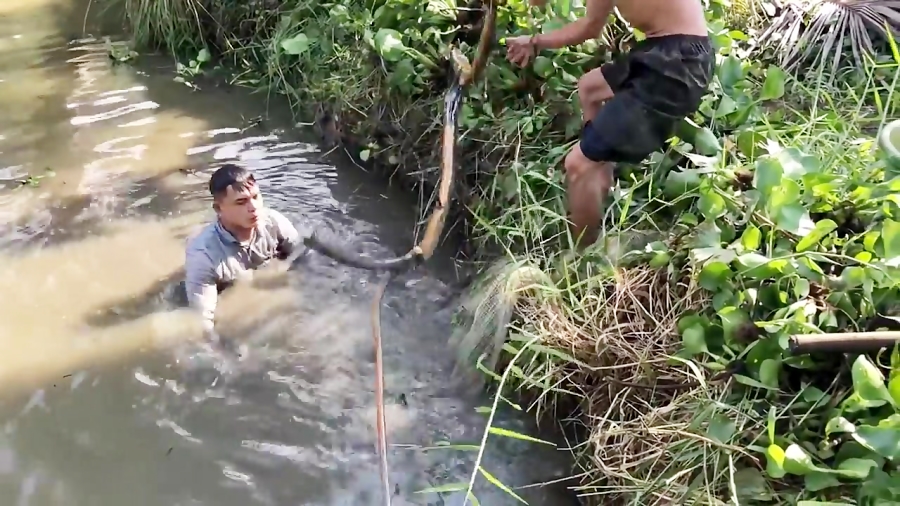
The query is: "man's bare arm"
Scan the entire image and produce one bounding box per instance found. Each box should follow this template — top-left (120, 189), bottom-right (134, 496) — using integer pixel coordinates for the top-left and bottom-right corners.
top-left (533, 0), bottom-right (614, 49)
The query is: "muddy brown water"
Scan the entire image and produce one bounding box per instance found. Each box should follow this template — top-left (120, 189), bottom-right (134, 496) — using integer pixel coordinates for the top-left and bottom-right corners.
top-left (0, 1), bottom-right (577, 505)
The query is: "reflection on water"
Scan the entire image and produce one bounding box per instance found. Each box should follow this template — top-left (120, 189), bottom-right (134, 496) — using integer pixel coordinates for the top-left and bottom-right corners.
top-left (0, 0), bottom-right (575, 505)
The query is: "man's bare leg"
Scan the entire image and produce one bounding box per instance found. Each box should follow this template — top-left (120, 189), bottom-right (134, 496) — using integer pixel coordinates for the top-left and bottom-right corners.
top-left (578, 67), bottom-right (614, 123)
top-left (562, 67), bottom-right (614, 249)
top-left (563, 144), bottom-right (614, 249)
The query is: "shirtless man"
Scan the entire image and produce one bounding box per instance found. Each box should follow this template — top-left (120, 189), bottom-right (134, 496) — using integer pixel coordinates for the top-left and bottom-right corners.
top-left (506, 0), bottom-right (713, 248)
top-left (183, 164), bottom-right (303, 340)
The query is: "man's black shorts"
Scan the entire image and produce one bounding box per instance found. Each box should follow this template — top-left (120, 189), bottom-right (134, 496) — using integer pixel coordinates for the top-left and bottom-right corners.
top-left (580, 34), bottom-right (715, 164)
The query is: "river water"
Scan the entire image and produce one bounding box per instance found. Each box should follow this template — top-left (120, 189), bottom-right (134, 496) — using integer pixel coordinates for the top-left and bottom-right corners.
top-left (0, 0), bottom-right (576, 505)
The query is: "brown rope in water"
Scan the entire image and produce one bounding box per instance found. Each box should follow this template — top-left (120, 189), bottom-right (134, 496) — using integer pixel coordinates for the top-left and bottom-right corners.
top-left (302, 3), bottom-right (497, 504)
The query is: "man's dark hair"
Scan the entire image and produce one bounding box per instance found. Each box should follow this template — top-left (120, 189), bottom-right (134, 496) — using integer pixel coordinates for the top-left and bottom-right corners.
top-left (209, 163), bottom-right (256, 199)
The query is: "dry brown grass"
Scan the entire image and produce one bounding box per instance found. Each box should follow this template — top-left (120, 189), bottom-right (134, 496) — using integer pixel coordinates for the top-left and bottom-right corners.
top-left (454, 260), bottom-right (748, 505)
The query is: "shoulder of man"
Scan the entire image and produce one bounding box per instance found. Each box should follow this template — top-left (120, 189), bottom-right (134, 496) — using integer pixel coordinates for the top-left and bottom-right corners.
top-left (184, 223), bottom-right (220, 272)
top-left (185, 221), bottom-right (216, 251)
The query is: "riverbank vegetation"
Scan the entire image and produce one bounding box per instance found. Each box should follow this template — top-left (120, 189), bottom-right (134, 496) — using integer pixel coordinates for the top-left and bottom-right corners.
top-left (100, 0), bottom-right (900, 503)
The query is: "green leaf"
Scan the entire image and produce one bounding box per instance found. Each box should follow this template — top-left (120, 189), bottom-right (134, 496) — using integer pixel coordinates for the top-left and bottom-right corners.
top-left (778, 205), bottom-right (814, 235)
top-left (889, 376), bottom-right (900, 407)
top-left (690, 221), bottom-right (724, 249)
top-left (533, 56), bottom-right (554, 78)
top-left (649, 251), bottom-right (671, 268)
top-left (736, 374), bottom-right (777, 390)
top-left (740, 225), bottom-right (762, 250)
top-left (734, 467), bottom-right (774, 504)
top-left (389, 58), bottom-right (416, 91)
top-left (699, 261), bottom-right (731, 291)
top-left (718, 54), bottom-right (744, 91)
top-left (675, 117), bottom-right (700, 142)
top-left (488, 427), bottom-right (555, 445)
top-left (693, 127), bottom-right (722, 156)
top-left (840, 266), bottom-right (869, 291)
top-left (753, 157), bottom-right (783, 198)
top-left (196, 48), bottom-right (211, 63)
top-left (775, 147), bottom-right (821, 178)
top-left (836, 458), bottom-right (878, 480)
top-left (794, 278), bottom-right (810, 299)
top-left (825, 416), bottom-right (856, 436)
top-left (373, 28), bottom-right (407, 62)
top-left (767, 406), bottom-right (777, 441)
top-left (736, 130), bottom-right (765, 159)
top-left (734, 467), bottom-right (773, 501)
top-left (683, 324), bottom-right (708, 354)
top-left (707, 414), bottom-right (736, 443)
top-left (359, 149), bottom-right (371, 162)
top-left (698, 187), bottom-right (727, 219)
top-left (851, 355), bottom-right (893, 407)
top-left (804, 471), bottom-right (841, 492)
top-left (882, 219), bottom-right (900, 260)
top-left (801, 385), bottom-right (828, 403)
top-left (735, 252), bottom-right (785, 280)
top-left (759, 359), bottom-right (781, 389)
top-left (760, 66), bottom-right (786, 101)
top-left (854, 425), bottom-right (900, 460)
top-left (796, 219), bottom-right (838, 252)
top-left (280, 33), bottom-right (312, 55)
top-left (783, 443), bottom-right (817, 475)
top-left (765, 444), bottom-right (786, 478)
top-left (691, 247), bottom-right (736, 264)
top-left (719, 306), bottom-right (749, 343)
top-left (663, 169), bottom-right (702, 199)
top-left (478, 467), bottom-right (527, 504)
top-left (415, 482), bottom-right (468, 494)
top-left (714, 95), bottom-right (738, 118)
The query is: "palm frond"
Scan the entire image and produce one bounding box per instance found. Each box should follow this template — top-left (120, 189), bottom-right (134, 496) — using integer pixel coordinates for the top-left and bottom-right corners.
top-left (758, 0), bottom-right (900, 79)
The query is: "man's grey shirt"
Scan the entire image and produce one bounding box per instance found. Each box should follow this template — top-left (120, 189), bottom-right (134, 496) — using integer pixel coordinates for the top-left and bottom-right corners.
top-left (184, 209), bottom-right (302, 331)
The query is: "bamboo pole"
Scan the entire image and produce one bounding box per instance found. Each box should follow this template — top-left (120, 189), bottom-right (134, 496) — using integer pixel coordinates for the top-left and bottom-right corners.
top-left (789, 331), bottom-right (900, 354)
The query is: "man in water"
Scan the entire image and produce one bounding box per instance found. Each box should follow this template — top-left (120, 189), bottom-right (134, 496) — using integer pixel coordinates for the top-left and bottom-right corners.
top-left (505, 0), bottom-right (713, 248)
top-left (183, 163), bottom-right (303, 340)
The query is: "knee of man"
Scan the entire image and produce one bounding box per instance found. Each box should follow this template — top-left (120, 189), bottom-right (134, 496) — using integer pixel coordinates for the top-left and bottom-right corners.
top-left (577, 77), bottom-right (593, 102)
top-left (578, 71), bottom-right (609, 97)
top-left (576, 85), bottom-right (588, 106)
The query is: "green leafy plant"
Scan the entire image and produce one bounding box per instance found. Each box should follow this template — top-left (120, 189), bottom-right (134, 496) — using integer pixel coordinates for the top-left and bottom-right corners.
top-left (14, 167), bottom-right (56, 189)
top-left (174, 47), bottom-right (211, 88)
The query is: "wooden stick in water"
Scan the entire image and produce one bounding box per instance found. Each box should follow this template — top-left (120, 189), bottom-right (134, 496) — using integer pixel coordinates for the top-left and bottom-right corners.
top-left (371, 275), bottom-right (392, 506)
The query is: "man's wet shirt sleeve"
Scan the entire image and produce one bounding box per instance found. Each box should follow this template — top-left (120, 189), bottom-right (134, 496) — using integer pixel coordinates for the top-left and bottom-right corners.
top-left (269, 209), bottom-right (303, 259)
top-left (184, 246), bottom-right (218, 332)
